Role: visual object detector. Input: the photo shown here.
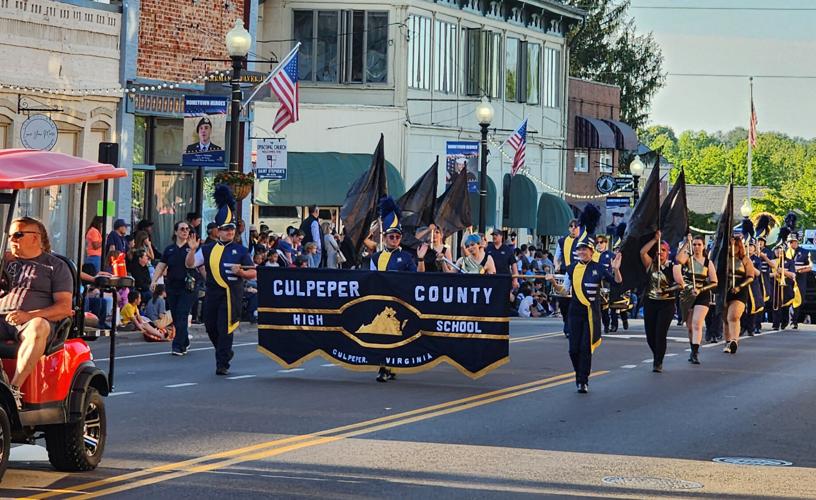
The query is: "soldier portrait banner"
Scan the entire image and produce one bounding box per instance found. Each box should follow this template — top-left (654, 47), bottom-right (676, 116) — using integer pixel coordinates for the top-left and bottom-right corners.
top-left (257, 268), bottom-right (511, 378)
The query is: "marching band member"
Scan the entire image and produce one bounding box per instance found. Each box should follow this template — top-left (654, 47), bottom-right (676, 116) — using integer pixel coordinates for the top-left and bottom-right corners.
top-left (754, 214), bottom-right (774, 332)
top-left (609, 223), bottom-right (631, 332)
top-left (186, 185), bottom-right (255, 376)
top-left (546, 237), bottom-right (622, 394)
top-left (787, 233), bottom-right (811, 329)
top-left (721, 234), bottom-right (756, 354)
top-left (370, 197), bottom-right (420, 383)
top-left (640, 231), bottom-right (683, 372)
top-left (675, 235), bottom-right (717, 365)
top-left (769, 243), bottom-right (798, 330)
top-left (595, 235), bottom-right (615, 334)
top-left (744, 240), bottom-right (766, 337)
top-left (555, 205), bottom-right (600, 336)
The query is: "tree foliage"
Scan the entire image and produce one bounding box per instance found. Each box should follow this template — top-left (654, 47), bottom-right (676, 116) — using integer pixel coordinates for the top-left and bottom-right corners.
top-left (566, 0), bottom-right (666, 128)
top-left (641, 125), bottom-right (816, 226)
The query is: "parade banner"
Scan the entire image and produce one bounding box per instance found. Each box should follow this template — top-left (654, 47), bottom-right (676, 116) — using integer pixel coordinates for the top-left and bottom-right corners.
top-left (182, 96), bottom-right (227, 167)
top-left (257, 268), bottom-right (511, 378)
top-left (445, 141), bottom-right (479, 192)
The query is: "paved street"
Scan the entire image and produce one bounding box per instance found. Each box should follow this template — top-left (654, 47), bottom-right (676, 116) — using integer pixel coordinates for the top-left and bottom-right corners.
top-left (1, 318), bottom-right (815, 499)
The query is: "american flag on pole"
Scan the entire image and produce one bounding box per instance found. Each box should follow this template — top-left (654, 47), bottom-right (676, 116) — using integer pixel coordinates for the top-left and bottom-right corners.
top-left (748, 101), bottom-right (758, 148)
top-left (507, 119), bottom-right (527, 176)
top-left (241, 43), bottom-right (301, 132)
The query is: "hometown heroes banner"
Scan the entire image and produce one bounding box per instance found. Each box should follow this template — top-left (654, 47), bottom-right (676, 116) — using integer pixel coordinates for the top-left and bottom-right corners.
top-left (257, 268), bottom-right (511, 378)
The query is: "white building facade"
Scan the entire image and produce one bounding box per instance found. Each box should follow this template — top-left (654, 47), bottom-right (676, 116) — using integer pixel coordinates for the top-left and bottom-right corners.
top-left (253, 0), bottom-right (582, 238)
top-left (0, 0), bottom-right (122, 258)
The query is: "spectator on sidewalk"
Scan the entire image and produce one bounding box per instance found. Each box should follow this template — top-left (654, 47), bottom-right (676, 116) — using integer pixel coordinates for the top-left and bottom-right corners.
top-left (85, 216), bottom-right (104, 273)
top-left (120, 291), bottom-right (171, 342)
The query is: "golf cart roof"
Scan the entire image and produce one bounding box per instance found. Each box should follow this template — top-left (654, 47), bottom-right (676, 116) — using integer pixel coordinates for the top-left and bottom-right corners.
top-left (0, 149), bottom-right (127, 189)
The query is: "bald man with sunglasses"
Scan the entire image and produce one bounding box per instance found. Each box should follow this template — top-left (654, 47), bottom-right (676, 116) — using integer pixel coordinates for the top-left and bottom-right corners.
top-left (1, 217), bottom-right (73, 409)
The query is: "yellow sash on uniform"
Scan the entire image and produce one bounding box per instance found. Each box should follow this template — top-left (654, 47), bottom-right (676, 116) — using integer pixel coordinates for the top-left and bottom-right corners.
top-left (209, 243), bottom-right (240, 334)
top-left (572, 262), bottom-right (602, 354)
top-left (377, 250), bottom-right (393, 271)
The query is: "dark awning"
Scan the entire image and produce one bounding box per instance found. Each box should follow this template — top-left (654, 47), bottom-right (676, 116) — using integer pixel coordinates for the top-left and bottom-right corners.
top-left (254, 152), bottom-right (405, 206)
top-left (468, 176), bottom-right (497, 228)
top-left (537, 193), bottom-right (574, 236)
top-left (502, 174), bottom-right (537, 230)
top-left (602, 119), bottom-right (639, 151)
top-left (575, 115), bottom-right (617, 150)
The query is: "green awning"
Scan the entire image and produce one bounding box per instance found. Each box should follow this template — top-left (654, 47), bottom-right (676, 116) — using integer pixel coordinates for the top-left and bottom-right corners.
top-left (537, 192), bottom-right (573, 236)
top-left (468, 176), bottom-right (497, 228)
top-left (502, 174), bottom-right (538, 230)
top-left (254, 152), bottom-right (404, 206)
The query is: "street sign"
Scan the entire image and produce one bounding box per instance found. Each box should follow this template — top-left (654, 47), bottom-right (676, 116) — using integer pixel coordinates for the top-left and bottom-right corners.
top-left (614, 175), bottom-right (634, 192)
top-left (596, 174), bottom-right (616, 194)
top-left (255, 139), bottom-right (287, 180)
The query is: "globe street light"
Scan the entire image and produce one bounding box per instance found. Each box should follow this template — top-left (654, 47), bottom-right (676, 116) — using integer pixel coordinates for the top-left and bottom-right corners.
top-left (629, 155), bottom-right (645, 205)
top-left (740, 199), bottom-right (752, 218)
top-left (225, 19), bottom-right (251, 173)
top-left (474, 97), bottom-right (494, 234)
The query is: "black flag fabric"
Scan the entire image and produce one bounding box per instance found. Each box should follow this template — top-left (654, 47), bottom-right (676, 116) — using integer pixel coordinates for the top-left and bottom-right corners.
top-left (397, 159), bottom-right (438, 249)
top-left (711, 182), bottom-right (734, 315)
top-left (339, 134), bottom-right (388, 264)
top-left (257, 268), bottom-right (511, 378)
top-left (659, 168), bottom-right (689, 250)
top-left (434, 167), bottom-right (472, 237)
top-left (618, 151), bottom-right (661, 293)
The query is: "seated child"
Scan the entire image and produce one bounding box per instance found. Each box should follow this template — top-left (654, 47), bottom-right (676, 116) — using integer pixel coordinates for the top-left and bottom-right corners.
top-left (120, 290), bottom-right (173, 342)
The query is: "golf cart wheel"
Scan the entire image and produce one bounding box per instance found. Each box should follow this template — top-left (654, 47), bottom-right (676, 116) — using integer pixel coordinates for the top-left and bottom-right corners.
top-left (0, 405), bottom-right (10, 481)
top-left (45, 388), bottom-right (106, 471)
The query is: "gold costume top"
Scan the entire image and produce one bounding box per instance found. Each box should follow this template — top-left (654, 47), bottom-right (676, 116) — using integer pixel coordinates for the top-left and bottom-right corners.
top-left (728, 257), bottom-right (747, 286)
top-left (647, 262), bottom-right (677, 301)
top-left (683, 257), bottom-right (709, 290)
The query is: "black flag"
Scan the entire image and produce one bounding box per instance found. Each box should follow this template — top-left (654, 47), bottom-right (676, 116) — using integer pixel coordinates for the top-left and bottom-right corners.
top-left (340, 134), bottom-right (388, 263)
top-left (659, 168), bottom-right (689, 249)
top-left (711, 182), bottom-right (734, 315)
top-left (618, 151), bottom-right (661, 292)
top-left (397, 159), bottom-right (438, 249)
top-left (434, 168), bottom-right (472, 237)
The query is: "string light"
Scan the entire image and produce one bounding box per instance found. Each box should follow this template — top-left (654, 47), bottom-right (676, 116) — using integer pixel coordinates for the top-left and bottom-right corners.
top-left (487, 137), bottom-right (634, 200)
top-left (0, 69), bottom-right (234, 98)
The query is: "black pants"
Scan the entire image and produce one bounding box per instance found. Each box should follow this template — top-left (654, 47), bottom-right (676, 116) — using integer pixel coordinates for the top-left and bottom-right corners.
top-left (644, 298), bottom-right (674, 366)
top-left (567, 306), bottom-right (593, 385)
top-left (558, 298), bottom-right (571, 335)
top-left (601, 307), bottom-right (610, 331)
top-left (705, 308), bottom-right (722, 341)
top-left (793, 276), bottom-right (807, 324)
top-left (773, 307), bottom-right (789, 329)
top-left (610, 308), bottom-right (628, 329)
top-left (203, 288), bottom-right (235, 370)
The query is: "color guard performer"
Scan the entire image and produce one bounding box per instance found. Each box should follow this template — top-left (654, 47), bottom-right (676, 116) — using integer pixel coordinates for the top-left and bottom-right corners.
top-left (675, 235), bottom-right (717, 364)
top-left (546, 238), bottom-right (622, 394)
top-left (721, 234), bottom-right (756, 354)
top-left (186, 185), bottom-right (255, 375)
top-left (640, 231), bottom-right (683, 372)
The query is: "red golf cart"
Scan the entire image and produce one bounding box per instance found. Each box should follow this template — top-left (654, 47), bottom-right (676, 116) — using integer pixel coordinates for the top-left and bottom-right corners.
top-left (0, 149), bottom-right (129, 479)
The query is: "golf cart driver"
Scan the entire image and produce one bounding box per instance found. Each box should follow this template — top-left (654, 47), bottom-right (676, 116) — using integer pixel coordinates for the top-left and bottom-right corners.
top-left (0, 217), bottom-right (73, 409)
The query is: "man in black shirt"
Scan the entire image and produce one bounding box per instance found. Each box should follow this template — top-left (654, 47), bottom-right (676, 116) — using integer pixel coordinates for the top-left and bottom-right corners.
top-left (485, 229), bottom-right (518, 289)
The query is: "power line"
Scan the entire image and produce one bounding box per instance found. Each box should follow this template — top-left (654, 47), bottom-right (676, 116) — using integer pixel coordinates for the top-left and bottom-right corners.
top-left (668, 73), bottom-right (816, 79)
top-left (631, 5), bottom-right (816, 11)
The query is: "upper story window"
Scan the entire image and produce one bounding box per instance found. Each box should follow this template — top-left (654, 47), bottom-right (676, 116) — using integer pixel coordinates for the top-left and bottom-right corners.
top-left (407, 15), bottom-right (431, 90)
top-left (505, 37), bottom-right (519, 102)
top-left (599, 151), bottom-right (613, 173)
top-left (434, 19), bottom-right (457, 94)
top-left (464, 29), bottom-right (501, 98)
top-left (526, 43), bottom-right (541, 105)
top-left (294, 9), bottom-right (389, 85)
top-left (574, 150), bottom-right (588, 173)
top-left (543, 47), bottom-right (561, 108)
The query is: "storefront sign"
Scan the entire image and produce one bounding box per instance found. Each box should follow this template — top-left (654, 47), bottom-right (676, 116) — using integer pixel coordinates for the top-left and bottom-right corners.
top-left (255, 139), bottom-right (287, 180)
top-left (20, 114), bottom-right (58, 151)
top-left (182, 96), bottom-right (228, 167)
top-left (445, 141), bottom-right (479, 193)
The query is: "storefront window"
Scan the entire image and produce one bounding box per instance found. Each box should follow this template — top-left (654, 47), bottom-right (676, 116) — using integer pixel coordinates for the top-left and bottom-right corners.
top-left (154, 118), bottom-right (183, 165)
top-left (151, 170), bottom-right (195, 250)
top-left (131, 170), bottom-right (146, 224)
top-left (202, 170), bottom-right (223, 225)
top-left (46, 185), bottom-right (70, 255)
top-left (134, 116), bottom-right (148, 165)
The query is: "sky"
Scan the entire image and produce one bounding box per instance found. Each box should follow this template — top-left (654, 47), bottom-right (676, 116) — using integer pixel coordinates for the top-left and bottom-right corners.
top-left (630, 0), bottom-right (816, 138)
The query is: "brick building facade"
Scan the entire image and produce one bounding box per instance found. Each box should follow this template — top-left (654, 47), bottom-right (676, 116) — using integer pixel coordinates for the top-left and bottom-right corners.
top-left (136, 0), bottom-right (245, 82)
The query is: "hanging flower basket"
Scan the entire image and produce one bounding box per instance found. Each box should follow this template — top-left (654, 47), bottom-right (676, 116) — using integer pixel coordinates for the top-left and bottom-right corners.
top-left (215, 171), bottom-right (254, 201)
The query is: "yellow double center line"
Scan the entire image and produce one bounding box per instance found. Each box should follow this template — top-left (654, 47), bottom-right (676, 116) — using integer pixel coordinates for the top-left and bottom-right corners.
top-left (27, 370), bottom-right (607, 499)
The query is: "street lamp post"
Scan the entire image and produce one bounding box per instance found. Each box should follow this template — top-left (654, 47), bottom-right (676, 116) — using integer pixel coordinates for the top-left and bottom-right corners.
top-left (474, 98), bottom-right (494, 234)
top-left (225, 19), bottom-right (252, 173)
top-left (629, 155), bottom-right (645, 205)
